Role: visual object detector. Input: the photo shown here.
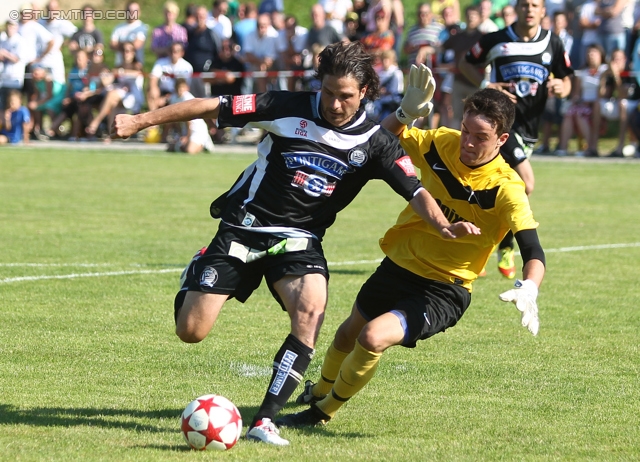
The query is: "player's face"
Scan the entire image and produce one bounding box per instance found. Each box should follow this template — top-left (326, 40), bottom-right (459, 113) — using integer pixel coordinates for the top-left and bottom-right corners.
top-left (516, 0), bottom-right (545, 28)
top-left (459, 112), bottom-right (508, 167)
top-left (320, 74), bottom-right (367, 127)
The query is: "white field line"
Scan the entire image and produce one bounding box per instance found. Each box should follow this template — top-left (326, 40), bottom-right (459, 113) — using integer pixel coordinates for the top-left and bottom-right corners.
top-left (1, 241), bottom-right (639, 285)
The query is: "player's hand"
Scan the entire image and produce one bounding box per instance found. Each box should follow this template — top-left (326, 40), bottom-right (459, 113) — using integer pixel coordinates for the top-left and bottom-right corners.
top-left (396, 64), bottom-right (436, 125)
top-left (547, 78), bottom-right (565, 98)
top-left (499, 279), bottom-right (540, 336)
top-left (489, 82), bottom-right (518, 103)
top-left (440, 221), bottom-right (481, 239)
top-left (111, 114), bottom-right (139, 139)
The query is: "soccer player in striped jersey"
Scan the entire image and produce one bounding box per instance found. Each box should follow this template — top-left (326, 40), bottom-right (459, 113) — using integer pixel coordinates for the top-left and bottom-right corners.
top-left (111, 42), bottom-right (479, 446)
top-left (458, 0), bottom-right (572, 279)
top-left (276, 66), bottom-right (545, 429)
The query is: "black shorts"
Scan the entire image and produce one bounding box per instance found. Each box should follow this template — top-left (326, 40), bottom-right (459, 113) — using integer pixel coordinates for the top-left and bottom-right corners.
top-left (174, 223), bottom-right (329, 318)
top-left (356, 258), bottom-right (471, 348)
top-left (500, 130), bottom-right (534, 168)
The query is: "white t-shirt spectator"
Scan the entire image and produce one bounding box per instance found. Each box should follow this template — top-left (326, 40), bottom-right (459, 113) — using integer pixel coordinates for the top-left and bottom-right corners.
top-left (18, 20), bottom-right (54, 64)
top-left (0, 32), bottom-right (27, 88)
top-left (111, 20), bottom-right (148, 66)
top-left (39, 18), bottom-right (77, 83)
top-left (207, 13), bottom-right (233, 40)
top-left (580, 1), bottom-right (600, 48)
top-left (151, 56), bottom-right (193, 93)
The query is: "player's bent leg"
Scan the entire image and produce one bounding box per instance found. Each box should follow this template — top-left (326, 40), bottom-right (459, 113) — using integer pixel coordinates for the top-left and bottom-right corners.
top-left (249, 274), bottom-right (326, 442)
top-left (275, 273), bottom-right (328, 348)
top-left (175, 291), bottom-right (228, 343)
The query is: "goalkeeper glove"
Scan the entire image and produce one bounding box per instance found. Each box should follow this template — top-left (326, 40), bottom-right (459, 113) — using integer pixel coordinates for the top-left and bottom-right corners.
top-left (395, 63), bottom-right (436, 125)
top-left (499, 279), bottom-right (540, 336)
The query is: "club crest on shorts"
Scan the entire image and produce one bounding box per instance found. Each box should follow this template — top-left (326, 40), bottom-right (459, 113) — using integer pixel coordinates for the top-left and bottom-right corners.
top-left (200, 266), bottom-right (219, 288)
top-left (348, 148), bottom-right (368, 167)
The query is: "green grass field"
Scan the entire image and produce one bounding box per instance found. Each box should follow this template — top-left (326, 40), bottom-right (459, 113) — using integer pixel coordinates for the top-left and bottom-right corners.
top-left (1, 146), bottom-right (639, 461)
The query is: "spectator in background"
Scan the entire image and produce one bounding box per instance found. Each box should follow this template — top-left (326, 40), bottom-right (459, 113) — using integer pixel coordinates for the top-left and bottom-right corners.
top-left (596, 0), bottom-right (628, 60)
top-left (0, 19), bottom-right (27, 112)
top-left (85, 42), bottom-right (144, 140)
top-left (242, 13), bottom-right (284, 92)
top-left (182, 3), bottom-right (199, 34)
top-left (320, 0), bottom-right (353, 35)
top-left (0, 90), bottom-right (30, 145)
top-left (258, 0), bottom-right (284, 15)
top-left (579, 0), bottom-right (601, 67)
top-left (18, 4), bottom-right (54, 99)
top-left (281, 15), bottom-right (308, 90)
top-left (351, 0), bottom-right (369, 37)
top-left (366, 49), bottom-right (403, 121)
top-left (147, 42), bottom-right (193, 112)
top-left (344, 12), bottom-right (362, 41)
top-left (27, 66), bottom-right (65, 140)
top-left (166, 78), bottom-right (214, 154)
top-left (599, 48), bottom-right (635, 156)
top-left (234, 1), bottom-right (258, 48)
top-left (362, 0), bottom-right (391, 33)
top-left (152, 1), bottom-right (188, 59)
top-left (307, 3), bottom-right (343, 52)
top-left (47, 48), bottom-right (91, 139)
top-left (439, 6), bottom-right (462, 43)
top-left (39, 0), bottom-right (78, 84)
top-left (360, 8), bottom-right (395, 57)
top-left (404, 3), bottom-right (444, 67)
top-left (207, 0), bottom-right (233, 41)
top-left (554, 43), bottom-right (607, 157)
top-left (69, 5), bottom-right (104, 55)
top-left (431, 0), bottom-right (461, 24)
top-left (478, 0), bottom-right (499, 33)
top-left (389, 0), bottom-right (404, 56)
top-left (110, 2), bottom-right (148, 66)
top-left (498, 4), bottom-right (518, 28)
top-left (537, 10), bottom-right (574, 154)
top-left (185, 5), bottom-right (220, 98)
top-left (441, 6), bottom-right (483, 128)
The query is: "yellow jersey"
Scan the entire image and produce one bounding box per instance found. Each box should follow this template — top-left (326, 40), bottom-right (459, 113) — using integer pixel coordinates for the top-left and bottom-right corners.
top-left (379, 126), bottom-right (539, 292)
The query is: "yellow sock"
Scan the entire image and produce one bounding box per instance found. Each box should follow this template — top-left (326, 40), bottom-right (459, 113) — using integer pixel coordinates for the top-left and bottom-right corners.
top-left (316, 340), bottom-right (381, 418)
top-left (313, 341), bottom-right (350, 396)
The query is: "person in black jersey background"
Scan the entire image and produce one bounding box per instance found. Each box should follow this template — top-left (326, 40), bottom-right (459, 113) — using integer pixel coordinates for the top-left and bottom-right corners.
top-left (111, 42), bottom-right (480, 446)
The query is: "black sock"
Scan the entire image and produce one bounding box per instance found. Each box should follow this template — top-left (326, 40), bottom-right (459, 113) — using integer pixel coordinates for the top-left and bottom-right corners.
top-left (499, 230), bottom-right (514, 250)
top-left (251, 334), bottom-right (315, 427)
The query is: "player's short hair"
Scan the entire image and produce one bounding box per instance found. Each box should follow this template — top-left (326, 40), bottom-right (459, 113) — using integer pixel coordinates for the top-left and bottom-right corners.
top-left (315, 41), bottom-right (380, 101)
top-left (463, 89), bottom-right (516, 135)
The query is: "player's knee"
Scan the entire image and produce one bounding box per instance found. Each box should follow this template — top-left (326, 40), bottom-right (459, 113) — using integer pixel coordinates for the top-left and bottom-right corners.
top-left (175, 324), bottom-right (206, 343)
top-left (357, 325), bottom-right (388, 353)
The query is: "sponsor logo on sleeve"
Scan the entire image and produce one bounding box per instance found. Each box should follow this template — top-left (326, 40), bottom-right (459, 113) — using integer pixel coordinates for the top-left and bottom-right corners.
top-left (471, 42), bottom-right (482, 58)
top-left (232, 94), bottom-right (256, 114)
top-left (395, 156), bottom-right (417, 176)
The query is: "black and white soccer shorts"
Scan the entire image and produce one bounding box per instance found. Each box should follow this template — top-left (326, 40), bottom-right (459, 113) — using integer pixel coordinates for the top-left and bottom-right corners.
top-left (356, 258), bottom-right (471, 348)
top-left (174, 223), bottom-right (329, 321)
top-left (500, 130), bottom-right (535, 168)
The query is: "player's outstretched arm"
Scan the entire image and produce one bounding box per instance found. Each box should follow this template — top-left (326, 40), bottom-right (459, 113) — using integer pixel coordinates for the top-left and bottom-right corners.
top-left (395, 63), bottom-right (436, 126)
top-left (499, 259), bottom-right (545, 336)
top-left (409, 189), bottom-right (481, 239)
top-left (110, 97), bottom-right (221, 139)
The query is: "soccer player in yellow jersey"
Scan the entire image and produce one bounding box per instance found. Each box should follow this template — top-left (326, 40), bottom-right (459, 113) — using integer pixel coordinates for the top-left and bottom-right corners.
top-left (275, 65), bottom-right (546, 428)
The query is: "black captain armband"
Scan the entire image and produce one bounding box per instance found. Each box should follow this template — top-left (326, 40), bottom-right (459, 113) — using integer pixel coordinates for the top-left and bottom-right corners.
top-left (514, 229), bottom-right (546, 267)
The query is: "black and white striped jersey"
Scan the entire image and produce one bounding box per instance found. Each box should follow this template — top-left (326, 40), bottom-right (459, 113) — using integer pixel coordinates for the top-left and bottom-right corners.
top-left (213, 91), bottom-right (422, 240)
top-left (464, 24), bottom-right (573, 143)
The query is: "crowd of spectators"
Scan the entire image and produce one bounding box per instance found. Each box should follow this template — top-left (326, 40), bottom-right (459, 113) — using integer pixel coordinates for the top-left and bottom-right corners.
top-left (1, 0), bottom-right (639, 157)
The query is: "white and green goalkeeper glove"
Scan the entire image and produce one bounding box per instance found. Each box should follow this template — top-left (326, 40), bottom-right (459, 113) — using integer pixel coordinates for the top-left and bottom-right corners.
top-left (395, 63), bottom-right (436, 125)
top-left (499, 279), bottom-right (540, 336)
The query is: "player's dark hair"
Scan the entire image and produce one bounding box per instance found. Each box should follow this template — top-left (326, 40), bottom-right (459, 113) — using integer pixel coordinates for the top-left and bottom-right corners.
top-left (315, 41), bottom-right (380, 101)
top-left (463, 89), bottom-right (515, 135)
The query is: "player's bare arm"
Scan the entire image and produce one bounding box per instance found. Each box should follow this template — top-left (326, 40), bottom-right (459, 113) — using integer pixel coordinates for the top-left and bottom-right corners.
top-left (409, 189), bottom-right (482, 239)
top-left (111, 97), bottom-right (221, 139)
top-left (548, 75), bottom-right (572, 98)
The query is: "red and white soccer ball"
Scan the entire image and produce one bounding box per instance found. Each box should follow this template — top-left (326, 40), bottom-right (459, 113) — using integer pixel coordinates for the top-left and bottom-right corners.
top-left (181, 394), bottom-right (243, 451)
